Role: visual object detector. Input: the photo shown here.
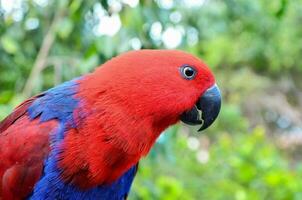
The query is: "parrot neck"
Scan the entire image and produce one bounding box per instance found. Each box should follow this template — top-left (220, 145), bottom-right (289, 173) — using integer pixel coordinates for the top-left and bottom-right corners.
top-left (58, 76), bottom-right (178, 188)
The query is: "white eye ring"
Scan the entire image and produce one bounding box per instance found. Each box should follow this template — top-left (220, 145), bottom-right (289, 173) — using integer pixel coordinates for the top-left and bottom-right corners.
top-left (180, 65), bottom-right (197, 80)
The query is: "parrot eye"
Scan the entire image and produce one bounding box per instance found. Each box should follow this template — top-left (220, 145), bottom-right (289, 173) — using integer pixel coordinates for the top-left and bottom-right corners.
top-left (180, 65), bottom-right (197, 80)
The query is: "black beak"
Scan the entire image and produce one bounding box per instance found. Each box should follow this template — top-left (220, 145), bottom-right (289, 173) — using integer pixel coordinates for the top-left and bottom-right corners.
top-left (180, 84), bottom-right (221, 131)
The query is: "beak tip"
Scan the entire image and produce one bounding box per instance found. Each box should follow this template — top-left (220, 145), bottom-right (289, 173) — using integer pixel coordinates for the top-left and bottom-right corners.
top-left (180, 84), bottom-right (221, 132)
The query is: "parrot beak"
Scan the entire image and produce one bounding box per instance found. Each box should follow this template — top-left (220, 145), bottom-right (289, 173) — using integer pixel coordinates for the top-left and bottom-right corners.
top-left (180, 84), bottom-right (221, 131)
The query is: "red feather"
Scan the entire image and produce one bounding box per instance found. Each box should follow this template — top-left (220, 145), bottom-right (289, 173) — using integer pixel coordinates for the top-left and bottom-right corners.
top-left (0, 97), bottom-right (57, 200)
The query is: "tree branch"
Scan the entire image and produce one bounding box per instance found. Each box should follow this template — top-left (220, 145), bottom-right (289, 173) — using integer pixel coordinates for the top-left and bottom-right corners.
top-left (22, 9), bottom-right (64, 97)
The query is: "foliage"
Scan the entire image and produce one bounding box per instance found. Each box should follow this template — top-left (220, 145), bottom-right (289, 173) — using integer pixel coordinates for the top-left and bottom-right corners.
top-left (1, 0), bottom-right (302, 199)
top-left (131, 127), bottom-right (302, 200)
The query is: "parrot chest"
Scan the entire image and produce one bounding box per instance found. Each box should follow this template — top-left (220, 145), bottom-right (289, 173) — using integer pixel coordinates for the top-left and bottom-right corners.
top-left (25, 120), bottom-right (138, 200)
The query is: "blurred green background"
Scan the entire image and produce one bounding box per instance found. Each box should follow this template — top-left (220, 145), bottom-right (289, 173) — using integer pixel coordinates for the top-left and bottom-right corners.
top-left (1, 0), bottom-right (302, 199)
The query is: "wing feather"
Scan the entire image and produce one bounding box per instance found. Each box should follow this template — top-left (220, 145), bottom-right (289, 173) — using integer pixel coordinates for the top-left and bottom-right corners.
top-left (0, 95), bottom-right (57, 200)
top-left (0, 94), bottom-right (44, 133)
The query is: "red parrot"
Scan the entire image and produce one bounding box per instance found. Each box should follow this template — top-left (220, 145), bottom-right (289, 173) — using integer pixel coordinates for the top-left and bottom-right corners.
top-left (0, 50), bottom-right (221, 200)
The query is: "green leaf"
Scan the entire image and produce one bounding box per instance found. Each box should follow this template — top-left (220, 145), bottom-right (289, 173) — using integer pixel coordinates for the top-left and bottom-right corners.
top-left (1, 35), bottom-right (19, 54)
top-left (56, 18), bottom-right (74, 39)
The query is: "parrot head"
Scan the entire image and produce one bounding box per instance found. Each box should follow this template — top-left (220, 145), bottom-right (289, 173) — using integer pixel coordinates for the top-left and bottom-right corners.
top-left (84, 50), bottom-right (221, 133)
top-left (60, 50), bottom-right (222, 187)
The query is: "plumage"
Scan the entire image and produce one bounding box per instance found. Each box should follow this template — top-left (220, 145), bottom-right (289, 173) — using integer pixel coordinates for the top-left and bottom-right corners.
top-left (0, 50), bottom-right (221, 200)
top-left (0, 105), bottom-right (57, 199)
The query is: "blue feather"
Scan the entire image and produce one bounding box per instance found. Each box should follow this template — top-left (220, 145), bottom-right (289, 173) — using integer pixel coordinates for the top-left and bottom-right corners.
top-left (27, 79), bottom-right (137, 200)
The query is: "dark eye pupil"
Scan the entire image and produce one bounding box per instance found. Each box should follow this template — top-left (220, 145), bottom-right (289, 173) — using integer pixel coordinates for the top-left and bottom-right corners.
top-left (184, 67), bottom-right (194, 77)
top-left (180, 65), bottom-right (196, 80)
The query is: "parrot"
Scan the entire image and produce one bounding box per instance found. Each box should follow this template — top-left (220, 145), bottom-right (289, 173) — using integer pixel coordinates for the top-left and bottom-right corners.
top-left (0, 50), bottom-right (221, 200)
